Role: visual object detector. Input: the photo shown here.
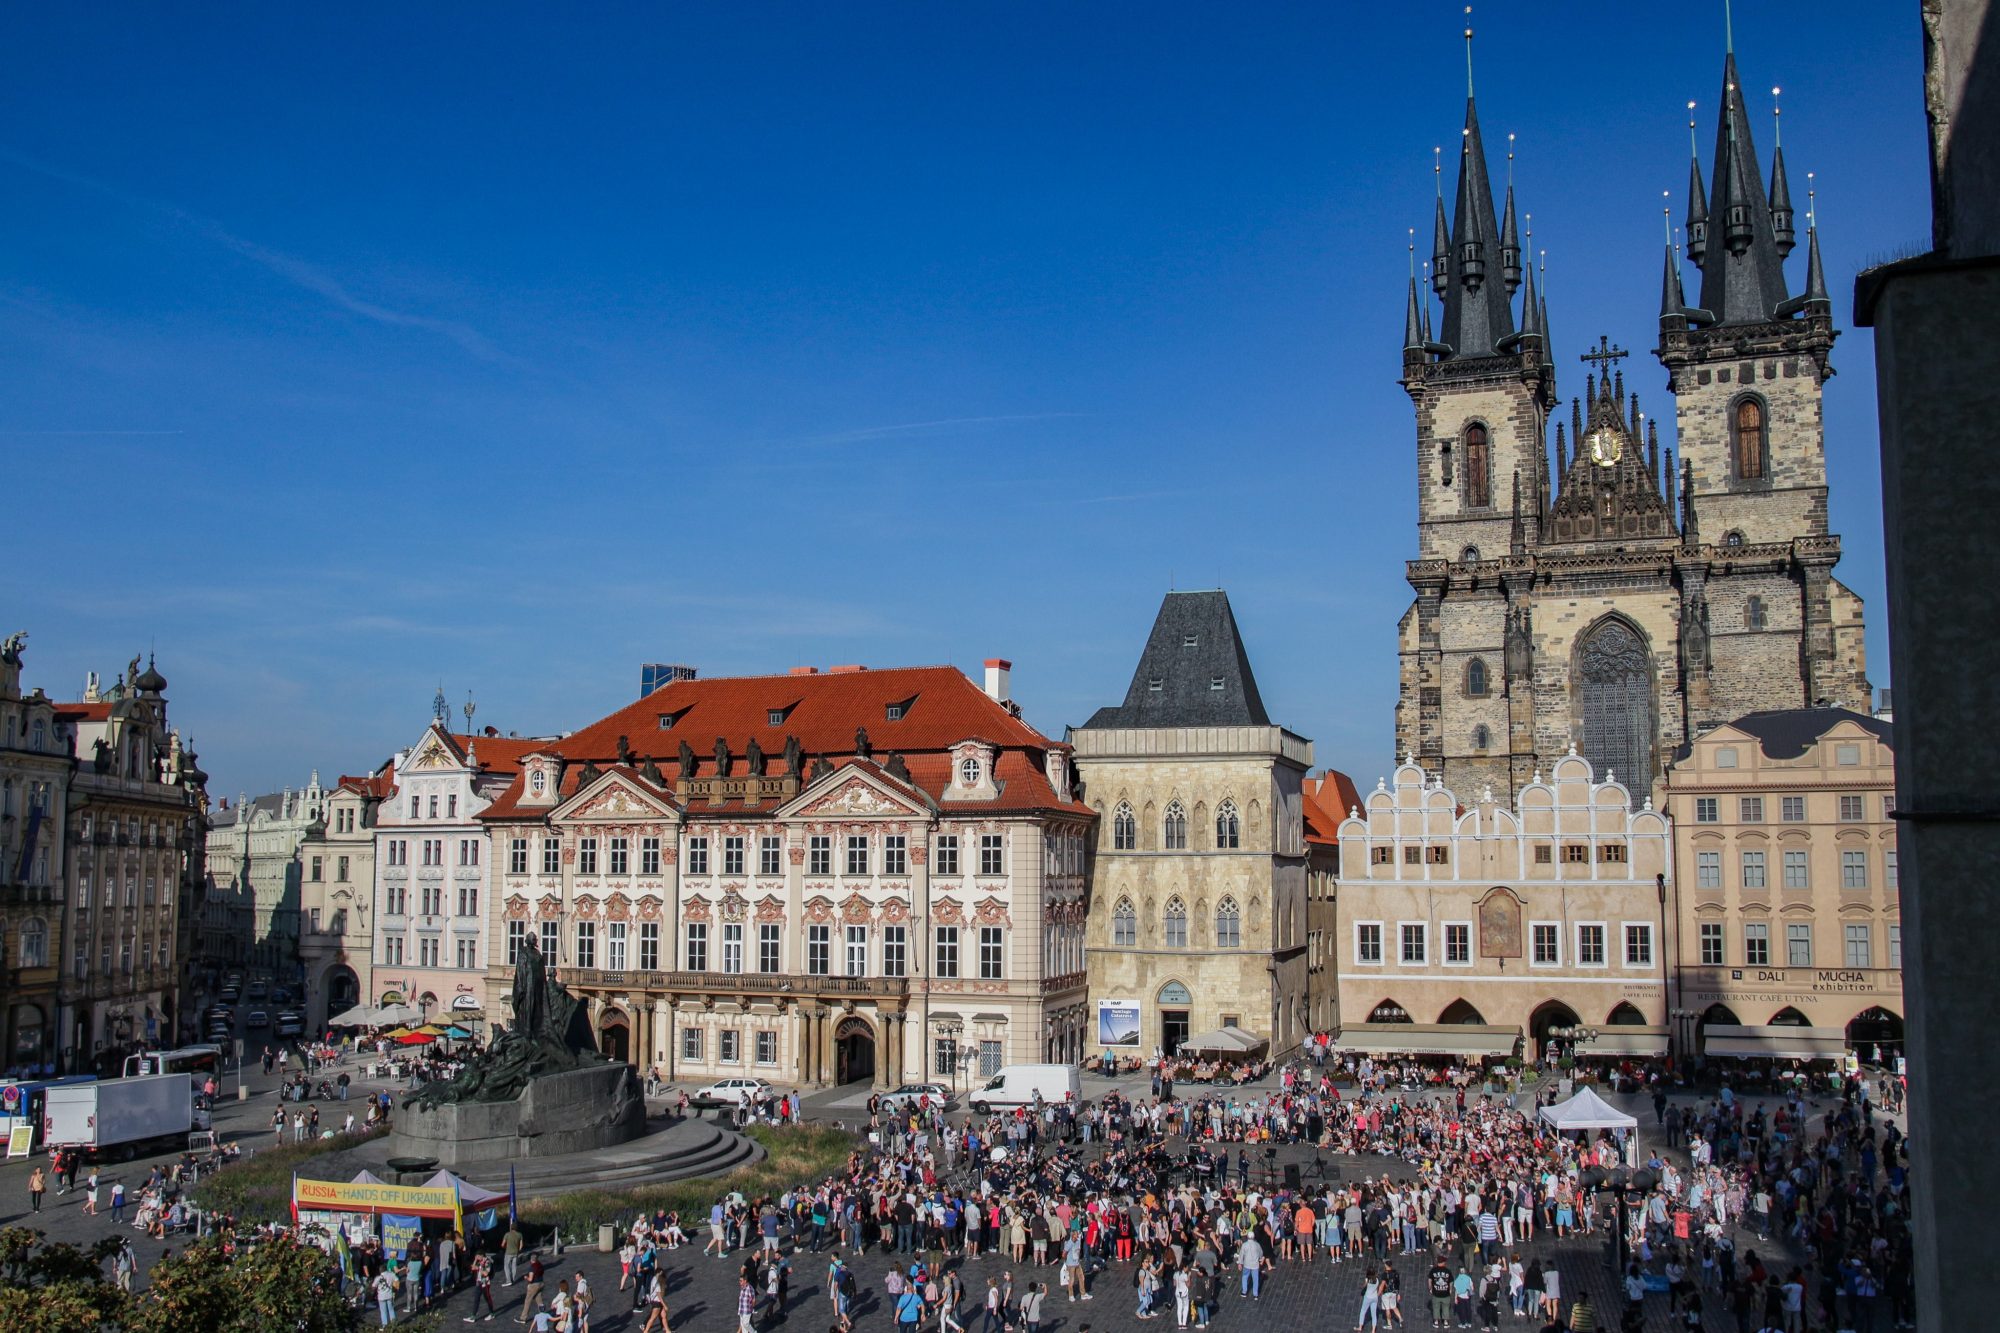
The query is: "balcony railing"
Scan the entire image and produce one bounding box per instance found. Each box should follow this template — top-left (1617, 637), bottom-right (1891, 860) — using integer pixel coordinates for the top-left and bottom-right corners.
top-left (558, 967), bottom-right (910, 999)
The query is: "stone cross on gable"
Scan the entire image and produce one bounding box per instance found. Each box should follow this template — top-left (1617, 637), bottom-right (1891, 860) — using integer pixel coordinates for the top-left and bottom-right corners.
top-left (1580, 334), bottom-right (1629, 372)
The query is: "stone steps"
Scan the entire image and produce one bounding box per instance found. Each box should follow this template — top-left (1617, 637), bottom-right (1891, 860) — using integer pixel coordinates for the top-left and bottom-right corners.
top-left (452, 1118), bottom-right (763, 1197)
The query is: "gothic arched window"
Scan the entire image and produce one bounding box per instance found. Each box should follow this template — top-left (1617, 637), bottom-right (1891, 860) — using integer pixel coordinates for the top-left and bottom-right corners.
top-left (1112, 897), bottom-right (1136, 947)
top-left (1163, 896), bottom-right (1188, 948)
top-left (1215, 897), bottom-right (1242, 948)
top-left (1162, 801), bottom-right (1188, 851)
top-left (1461, 545), bottom-right (1481, 564)
top-left (1112, 803), bottom-right (1136, 851)
top-left (1472, 724), bottom-right (1491, 750)
top-left (1577, 619), bottom-right (1655, 808)
top-left (1732, 397), bottom-right (1767, 481)
top-left (1745, 595), bottom-right (1768, 630)
top-left (1463, 423), bottom-right (1491, 508)
top-left (1214, 800), bottom-right (1240, 850)
top-left (1465, 657), bottom-right (1490, 697)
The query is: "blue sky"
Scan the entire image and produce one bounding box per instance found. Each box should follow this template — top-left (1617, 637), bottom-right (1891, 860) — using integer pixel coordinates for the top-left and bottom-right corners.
top-left (3, 3), bottom-right (1929, 799)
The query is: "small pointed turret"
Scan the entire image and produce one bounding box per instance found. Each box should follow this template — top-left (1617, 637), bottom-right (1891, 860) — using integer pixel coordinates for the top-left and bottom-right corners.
top-left (1501, 182), bottom-right (1522, 294)
top-left (1432, 187), bottom-right (1451, 298)
top-left (1554, 421), bottom-right (1567, 490)
top-left (1769, 144), bottom-right (1796, 257)
top-left (1405, 275), bottom-right (1425, 352)
top-left (1802, 221), bottom-right (1830, 312)
top-left (1661, 240), bottom-right (1687, 322)
top-left (1686, 103), bottom-right (1710, 269)
top-left (1518, 252), bottom-right (1543, 345)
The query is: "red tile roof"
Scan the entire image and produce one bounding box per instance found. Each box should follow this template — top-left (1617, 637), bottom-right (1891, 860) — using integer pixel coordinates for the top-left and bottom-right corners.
top-left (337, 772), bottom-right (397, 799)
top-left (54, 701), bottom-right (113, 722)
top-left (445, 732), bottom-right (546, 775)
top-left (481, 666), bottom-right (1089, 822)
top-left (1301, 770), bottom-right (1362, 847)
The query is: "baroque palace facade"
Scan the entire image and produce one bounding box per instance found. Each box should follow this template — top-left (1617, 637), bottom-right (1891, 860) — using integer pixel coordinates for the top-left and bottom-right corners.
top-left (1395, 39), bottom-right (1871, 807)
top-left (476, 661), bottom-right (1093, 1090)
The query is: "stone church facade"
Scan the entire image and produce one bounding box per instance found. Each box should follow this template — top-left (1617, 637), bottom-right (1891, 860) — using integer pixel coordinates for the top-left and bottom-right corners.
top-left (1394, 45), bottom-right (1871, 806)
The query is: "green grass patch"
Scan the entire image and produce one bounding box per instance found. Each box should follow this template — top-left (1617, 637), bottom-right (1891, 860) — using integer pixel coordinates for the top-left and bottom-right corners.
top-left (189, 1125), bottom-right (388, 1225)
top-left (519, 1123), bottom-right (856, 1239)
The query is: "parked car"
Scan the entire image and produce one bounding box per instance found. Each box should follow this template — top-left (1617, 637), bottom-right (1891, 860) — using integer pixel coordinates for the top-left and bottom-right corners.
top-left (690, 1077), bottom-right (771, 1108)
top-left (274, 1012), bottom-right (304, 1037)
top-left (245, 1010), bottom-right (270, 1029)
top-left (878, 1082), bottom-right (954, 1114)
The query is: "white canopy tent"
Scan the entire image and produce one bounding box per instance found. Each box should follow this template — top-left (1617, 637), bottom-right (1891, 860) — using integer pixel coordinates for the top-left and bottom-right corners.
top-left (1179, 1027), bottom-right (1268, 1055)
top-left (372, 1003), bottom-right (424, 1026)
top-left (328, 1005), bottom-right (381, 1028)
top-left (1538, 1085), bottom-right (1638, 1132)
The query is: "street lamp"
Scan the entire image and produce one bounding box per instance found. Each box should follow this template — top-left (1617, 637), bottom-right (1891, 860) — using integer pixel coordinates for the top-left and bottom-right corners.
top-left (1578, 1164), bottom-right (1659, 1277)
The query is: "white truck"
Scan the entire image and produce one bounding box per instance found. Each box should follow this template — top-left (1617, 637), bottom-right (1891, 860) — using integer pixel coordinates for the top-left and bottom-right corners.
top-left (43, 1073), bottom-right (207, 1161)
top-left (967, 1063), bottom-right (1082, 1114)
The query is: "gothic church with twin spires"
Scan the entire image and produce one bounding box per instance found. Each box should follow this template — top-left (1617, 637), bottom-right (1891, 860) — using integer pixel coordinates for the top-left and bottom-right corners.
top-left (1394, 38), bottom-right (1871, 807)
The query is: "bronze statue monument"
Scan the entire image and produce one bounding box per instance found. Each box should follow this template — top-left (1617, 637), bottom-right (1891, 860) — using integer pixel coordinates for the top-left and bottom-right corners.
top-left (408, 936), bottom-right (597, 1109)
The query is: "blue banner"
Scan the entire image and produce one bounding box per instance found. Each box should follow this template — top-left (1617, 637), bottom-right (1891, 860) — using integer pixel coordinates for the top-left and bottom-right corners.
top-left (381, 1213), bottom-right (422, 1259)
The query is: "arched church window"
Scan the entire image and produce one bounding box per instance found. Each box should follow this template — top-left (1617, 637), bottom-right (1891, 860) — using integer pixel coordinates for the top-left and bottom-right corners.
top-left (1214, 897), bottom-right (1242, 948)
top-left (1745, 595), bottom-right (1768, 631)
top-left (1112, 897), bottom-right (1136, 947)
top-left (1461, 545), bottom-right (1481, 564)
top-left (1578, 619), bottom-right (1654, 809)
top-left (1214, 800), bottom-right (1240, 850)
top-left (1732, 397), bottom-right (1767, 481)
top-left (1465, 657), bottom-right (1490, 697)
top-left (1472, 725), bottom-right (1491, 750)
top-left (1463, 423), bottom-right (1491, 507)
top-left (1112, 803), bottom-right (1136, 851)
top-left (1162, 801), bottom-right (1187, 851)
top-left (1724, 530), bottom-right (1746, 549)
top-left (1163, 897), bottom-right (1188, 948)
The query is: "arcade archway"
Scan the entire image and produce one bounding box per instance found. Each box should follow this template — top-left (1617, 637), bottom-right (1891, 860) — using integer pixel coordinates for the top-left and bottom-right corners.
top-left (835, 1016), bottom-right (876, 1085)
top-left (1529, 1000), bottom-right (1582, 1061)
top-left (598, 1008), bottom-right (632, 1065)
top-left (1847, 1007), bottom-right (1904, 1065)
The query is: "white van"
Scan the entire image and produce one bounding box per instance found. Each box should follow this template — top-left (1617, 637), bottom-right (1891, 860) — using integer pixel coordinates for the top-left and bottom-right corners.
top-left (967, 1063), bottom-right (1082, 1114)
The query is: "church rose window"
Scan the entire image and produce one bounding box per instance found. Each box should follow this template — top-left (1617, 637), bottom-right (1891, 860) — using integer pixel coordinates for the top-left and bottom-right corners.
top-left (1578, 619), bottom-right (1653, 807)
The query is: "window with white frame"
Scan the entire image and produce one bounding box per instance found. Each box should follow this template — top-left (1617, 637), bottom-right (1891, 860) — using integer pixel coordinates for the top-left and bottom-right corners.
top-left (718, 1031), bottom-right (740, 1063)
top-left (884, 835), bottom-right (907, 876)
top-left (882, 925), bottom-right (906, 977)
top-left (1744, 921), bottom-right (1770, 965)
top-left (979, 834), bottom-right (1003, 875)
top-left (1782, 796), bottom-right (1806, 822)
top-left (808, 836), bottom-right (831, 875)
top-left (759, 836), bottom-right (782, 876)
top-left (639, 921), bottom-right (660, 971)
top-left (1740, 796), bottom-right (1764, 822)
top-left (506, 920), bottom-right (526, 964)
top-left (573, 920), bottom-right (596, 968)
top-left (1400, 922), bottom-right (1427, 965)
top-left (1786, 922), bottom-right (1813, 966)
top-left (978, 926), bottom-right (1003, 979)
top-left (1531, 923), bottom-right (1560, 966)
top-left (1444, 922), bottom-right (1470, 964)
top-left (1113, 804), bottom-right (1136, 850)
top-left (1697, 851), bottom-right (1721, 888)
top-left (845, 925), bottom-right (867, 977)
top-left (723, 836), bottom-right (744, 876)
top-left (542, 838), bottom-right (560, 875)
top-left (934, 925), bottom-right (959, 978)
top-left (807, 924), bottom-right (830, 975)
top-left (684, 921), bottom-right (708, 971)
top-left (933, 835), bottom-right (958, 875)
top-left (606, 921), bottom-right (628, 971)
top-left (609, 837), bottom-right (629, 875)
top-left (455, 938), bottom-right (478, 969)
top-left (1842, 850), bottom-right (1869, 889)
top-left (642, 837), bottom-right (661, 875)
top-left (1355, 922), bottom-right (1383, 964)
top-left (686, 837), bottom-right (708, 875)
top-left (1844, 924), bottom-right (1872, 969)
top-left (1215, 800), bottom-right (1240, 849)
top-left (1699, 921), bottom-right (1724, 965)
top-left (1886, 849), bottom-right (1898, 890)
top-left (1783, 850), bottom-right (1810, 889)
top-left (759, 923), bottom-right (781, 974)
top-left (1112, 899), bottom-right (1137, 947)
top-left (1839, 794), bottom-right (1867, 821)
top-left (578, 838), bottom-right (597, 875)
top-left (509, 838), bottom-right (528, 874)
top-left (755, 1031), bottom-right (778, 1066)
top-left (681, 1028), bottom-right (702, 1061)
top-left (1163, 898), bottom-right (1188, 948)
top-left (1576, 923), bottom-right (1607, 966)
top-left (1624, 923), bottom-right (1653, 966)
top-left (1741, 850), bottom-right (1767, 889)
top-left (722, 922), bottom-right (743, 974)
top-left (1695, 797), bottom-right (1718, 823)
top-left (845, 835), bottom-right (869, 876)
top-left (933, 1038), bottom-right (958, 1076)
top-left (1215, 898), bottom-right (1241, 948)
top-left (1889, 923), bottom-right (1902, 969)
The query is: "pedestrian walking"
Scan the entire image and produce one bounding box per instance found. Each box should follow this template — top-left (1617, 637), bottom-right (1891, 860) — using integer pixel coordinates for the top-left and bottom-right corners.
top-left (464, 1251), bottom-right (498, 1322)
top-left (28, 1165), bottom-right (45, 1213)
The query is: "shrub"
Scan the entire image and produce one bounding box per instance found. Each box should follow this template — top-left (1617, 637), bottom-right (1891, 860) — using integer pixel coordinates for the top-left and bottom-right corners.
top-left (190, 1125), bottom-right (388, 1225)
top-left (520, 1123), bottom-right (855, 1238)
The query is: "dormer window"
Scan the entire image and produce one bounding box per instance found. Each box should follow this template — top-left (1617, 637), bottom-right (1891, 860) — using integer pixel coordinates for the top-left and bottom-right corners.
top-left (656, 713), bottom-right (675, 730)
top-left (768, 709), bottom-right (786, 726)
top-left (1209, 677), bottom-right (1225, 692)
top-left (1147, 677), bottom-right (1163, 692)
top-left (885, 704), bottom-right (903, 721)
top-left (1182, 634), bottom-right (1199, 649)
top-left (530, 769), bottom-right (547, 796)
top-left (959, 758), bottom-right (981, 788)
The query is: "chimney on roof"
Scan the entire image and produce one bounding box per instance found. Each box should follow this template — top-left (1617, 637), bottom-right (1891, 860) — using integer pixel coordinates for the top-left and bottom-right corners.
top-left (788, 666), bottom-right (818, 676)
top-left (827, 664), bottom-right (867, 674)
top-left (984, 658), bottom-right (1013, 704)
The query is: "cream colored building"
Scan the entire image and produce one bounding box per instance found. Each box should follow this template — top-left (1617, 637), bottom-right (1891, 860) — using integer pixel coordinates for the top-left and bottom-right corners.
top-left (1075, 591), bottom-right (1346, 1060)
top-left (1662, 707), bottom-right (1901, 1065)
top-left (297, 771), bottom-right (389, 1031)
top-left (1, 635), bottom-right (69, 1073)
top-left (1334, 752), bottom-right (1672, 1063)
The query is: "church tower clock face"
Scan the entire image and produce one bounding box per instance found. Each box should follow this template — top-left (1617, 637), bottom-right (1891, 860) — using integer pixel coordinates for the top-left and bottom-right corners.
top-left (1588, 429), bottom-right (1623, 467)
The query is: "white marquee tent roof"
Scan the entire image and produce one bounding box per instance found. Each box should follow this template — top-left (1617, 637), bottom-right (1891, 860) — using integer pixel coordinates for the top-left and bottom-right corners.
top-left (1538, 1085), bottom-right (1638, 1131)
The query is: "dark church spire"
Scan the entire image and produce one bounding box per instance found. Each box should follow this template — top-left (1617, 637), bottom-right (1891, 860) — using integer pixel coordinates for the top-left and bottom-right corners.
top-left (1697, 50), bottom-right (1792, 324)
top-left (1800, 179), bottom-right (1831, 314)
top-left (1685, 102), bottom-right (1709, 269)
top-left (1500, 136), bottom-right (1522, 295)
top-left (1405, 236), bottom-right (1425, 353)
top-left (1768, 88), bottom-right (1796, 258)
top-left (1434, 12), bottom-right (1515, 359)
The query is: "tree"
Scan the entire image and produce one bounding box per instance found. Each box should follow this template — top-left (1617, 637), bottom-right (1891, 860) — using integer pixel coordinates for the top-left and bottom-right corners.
top-left (125, 1233), bottom-right (351, 1333)
top-left (0, 1226), bottom-right (131, 1331)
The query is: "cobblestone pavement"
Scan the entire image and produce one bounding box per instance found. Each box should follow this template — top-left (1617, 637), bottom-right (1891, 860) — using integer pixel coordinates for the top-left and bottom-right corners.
top-left (0, 1056), bottom-right (1885, 1332)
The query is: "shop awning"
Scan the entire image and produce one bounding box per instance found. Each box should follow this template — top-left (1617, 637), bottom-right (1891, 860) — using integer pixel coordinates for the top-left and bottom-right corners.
top-left (1335, 1023), bottom-right (1522, 1056)
top-left (1181, 1027), bottom-right (1268, 1055)
top-left (1702, 1025), bottom-right (1849, 1061)
top-left (1583, 1027), bottom-right (1669, 1056)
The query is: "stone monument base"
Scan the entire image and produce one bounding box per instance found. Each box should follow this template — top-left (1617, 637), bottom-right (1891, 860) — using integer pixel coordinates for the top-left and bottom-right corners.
top-left (391, 1061), bottom-right (645, 1166)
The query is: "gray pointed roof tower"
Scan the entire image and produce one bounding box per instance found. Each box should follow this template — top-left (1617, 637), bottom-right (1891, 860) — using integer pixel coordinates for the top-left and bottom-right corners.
top-left (1082, 590), bottom-right (1271, 729)
top-left (1439, 96), bottom-right (1516, 358)
top-left (1697, 52), bottom-right (1791, 324)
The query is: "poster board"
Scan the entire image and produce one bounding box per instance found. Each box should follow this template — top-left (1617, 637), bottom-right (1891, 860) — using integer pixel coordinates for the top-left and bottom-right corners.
top-left (1096, 1001), bottom-right (1140, 1046)
top-left (5, 1123), bottom-right (34, 1159)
